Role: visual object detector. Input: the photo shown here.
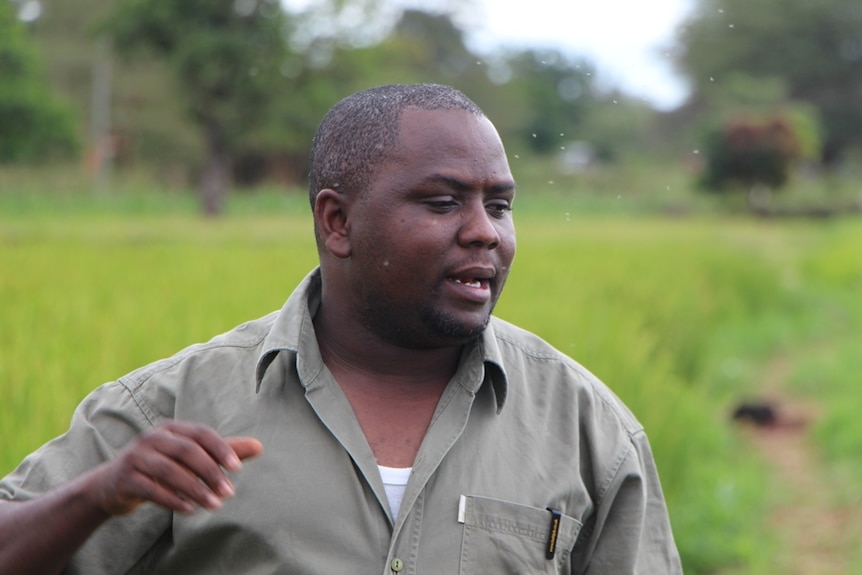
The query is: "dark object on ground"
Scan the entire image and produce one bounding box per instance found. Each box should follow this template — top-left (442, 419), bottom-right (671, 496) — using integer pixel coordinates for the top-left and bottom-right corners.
top-left (732, 402), bottom-right (777, 427)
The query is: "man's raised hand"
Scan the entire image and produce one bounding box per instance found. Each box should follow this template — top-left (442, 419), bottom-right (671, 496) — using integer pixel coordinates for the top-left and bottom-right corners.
top-left (88, 420), bottom-right (263, 517)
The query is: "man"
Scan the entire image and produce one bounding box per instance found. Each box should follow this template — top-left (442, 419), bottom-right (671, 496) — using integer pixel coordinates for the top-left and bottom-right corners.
top-left (0, 84), bottom-right (681, 574)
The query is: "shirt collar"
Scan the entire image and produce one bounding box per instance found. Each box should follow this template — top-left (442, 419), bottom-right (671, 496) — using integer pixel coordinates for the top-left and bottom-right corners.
top-left (254, 268), bottom-right (320, 390)
top-left (457, 320), bottom-right (508, 413)
top-left (255, 267), bottom-right (509, 413)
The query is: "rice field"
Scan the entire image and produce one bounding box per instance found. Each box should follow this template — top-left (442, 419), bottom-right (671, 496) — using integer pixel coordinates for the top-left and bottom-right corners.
top-left (2, 200), bottom-right (861, 573)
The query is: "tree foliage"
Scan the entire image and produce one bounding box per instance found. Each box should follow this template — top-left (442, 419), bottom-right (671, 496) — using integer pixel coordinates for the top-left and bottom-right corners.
top-left (28, 0), bottom-right (201, 175)
top-left (22, 1), bottom-right (640, 200)
top-left (236, 9), bottom-right (608, 187)
top-left (0, 0), bottom-right (79, 163)
top-left (503, 49), bottom-right (594, 154)
top-left (676, 0), bottom-right (862, 163)
top-left (104, 0), bottom-right (289, 214)
top-left (237, 8), bottom-right (487, 186)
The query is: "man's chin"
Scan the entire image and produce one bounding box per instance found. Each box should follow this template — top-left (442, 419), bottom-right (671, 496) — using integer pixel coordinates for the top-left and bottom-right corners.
top-left (422, 308), bottom-right (491, 344)
top-left (358, 296), bottom-right (492, 349)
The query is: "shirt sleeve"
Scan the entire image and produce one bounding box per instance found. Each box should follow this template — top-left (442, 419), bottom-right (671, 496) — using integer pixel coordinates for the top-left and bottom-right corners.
top-left (0, 381), bottom-right (174, 575)
top-left (572, 430), bottom-right (682, 574)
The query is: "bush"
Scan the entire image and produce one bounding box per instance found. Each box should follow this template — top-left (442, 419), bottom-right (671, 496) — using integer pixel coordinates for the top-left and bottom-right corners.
top-left (701, 116), bottom-right (802, 192)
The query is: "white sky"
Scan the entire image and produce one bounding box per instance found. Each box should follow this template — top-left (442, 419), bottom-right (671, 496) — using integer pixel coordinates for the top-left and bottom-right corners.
top-left (467, 0), bottom-right (696, 109)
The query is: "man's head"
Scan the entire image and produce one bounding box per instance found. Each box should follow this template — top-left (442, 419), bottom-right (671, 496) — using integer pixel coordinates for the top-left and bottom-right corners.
top-left (311, 84), bottom-right (516, 349)
top-left (308, 84), bottom-right (484, 207)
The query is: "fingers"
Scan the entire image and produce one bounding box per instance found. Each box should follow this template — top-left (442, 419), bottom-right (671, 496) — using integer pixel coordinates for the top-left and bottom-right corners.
top-left (122, 466), bottom-right (205, 515)
top-left (97, 421), bottom-right (262, 517)
top-left (160, 420), bottom-right (246, 473)
top-left (137, 441), bottom-right (233, 509)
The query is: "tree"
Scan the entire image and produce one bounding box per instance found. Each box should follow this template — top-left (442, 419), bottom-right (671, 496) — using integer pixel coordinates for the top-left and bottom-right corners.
top-left (676, 0), bottom-right (862, 164)
top-left (0, 0), bottom-right (79, 163)
top-left (236, 7), bottom-right (498, 188)
top-left (104, 0), bottom-right (289, 215)
top-left (501, 49), bottom-right (595, 154)
top-left (575, 92), bottom-right (663, 163)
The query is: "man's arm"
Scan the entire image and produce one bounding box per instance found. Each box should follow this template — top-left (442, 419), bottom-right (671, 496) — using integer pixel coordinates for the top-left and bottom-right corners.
top-left (0, 421), bottom-right (263, 575)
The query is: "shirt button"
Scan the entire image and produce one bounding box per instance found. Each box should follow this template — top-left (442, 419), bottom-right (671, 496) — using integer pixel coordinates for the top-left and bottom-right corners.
top-left (390, 558), bottom-right (404, 572)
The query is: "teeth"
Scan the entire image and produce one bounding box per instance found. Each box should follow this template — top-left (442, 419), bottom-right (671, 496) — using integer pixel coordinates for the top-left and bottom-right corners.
top-left (454, 278), bottom-right (482, 288)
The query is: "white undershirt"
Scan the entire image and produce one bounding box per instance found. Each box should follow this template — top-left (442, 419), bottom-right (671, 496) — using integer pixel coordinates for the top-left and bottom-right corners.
top-left (378, 465), bottom-right (412, 520)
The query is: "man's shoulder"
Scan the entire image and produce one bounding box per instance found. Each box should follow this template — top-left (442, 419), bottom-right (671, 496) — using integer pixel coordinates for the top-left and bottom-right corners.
top-left (488, 315), bottom-right (569, 361)
top-left (488, 316), bottom-right (643, 435)
top-left (119, 310), bottom-right (281, 390)
top-left (488, 316), bottom-right (589, 375)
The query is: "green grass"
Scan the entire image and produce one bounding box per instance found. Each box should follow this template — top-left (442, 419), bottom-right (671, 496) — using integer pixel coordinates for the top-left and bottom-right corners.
top-left (0, 215), bottom-right (318, 464)
top-left (2, 186), bottom-right (861, 573)
top-left (791, 225), bottom-right (862, 483)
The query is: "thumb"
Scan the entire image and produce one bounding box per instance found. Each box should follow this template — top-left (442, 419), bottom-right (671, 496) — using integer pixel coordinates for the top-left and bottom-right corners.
top-left (226, 436), bottom-right (264, 464)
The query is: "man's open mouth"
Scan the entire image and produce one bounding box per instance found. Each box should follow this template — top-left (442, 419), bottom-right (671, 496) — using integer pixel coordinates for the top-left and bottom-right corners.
top-left (450, 277), bottom-right (487, 289)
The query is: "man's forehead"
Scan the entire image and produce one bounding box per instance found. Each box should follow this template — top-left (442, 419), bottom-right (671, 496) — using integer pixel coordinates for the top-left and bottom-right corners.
top-left (376, 110), bottom-right (514, 189)
top-left (395, 107), bottom-right (493, 143)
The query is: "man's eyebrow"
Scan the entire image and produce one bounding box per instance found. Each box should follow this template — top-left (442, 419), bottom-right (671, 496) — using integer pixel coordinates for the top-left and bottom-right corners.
top-left (420, 174), bottom-right (517, 193)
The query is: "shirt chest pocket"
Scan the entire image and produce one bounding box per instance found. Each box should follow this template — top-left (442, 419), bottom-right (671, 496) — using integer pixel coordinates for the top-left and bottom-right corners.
top-left (458, 495), bottom-right (582, 575)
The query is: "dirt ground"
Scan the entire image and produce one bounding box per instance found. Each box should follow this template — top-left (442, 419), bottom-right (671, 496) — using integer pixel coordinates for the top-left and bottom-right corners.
top-left (741, 396), bottom-right (862, 574)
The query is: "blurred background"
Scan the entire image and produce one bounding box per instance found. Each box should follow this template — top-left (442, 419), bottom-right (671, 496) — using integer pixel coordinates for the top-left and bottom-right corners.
top-left (2, 0), bottom-right (862, 573)
top-left (3, 0), bottom-right (862, 214)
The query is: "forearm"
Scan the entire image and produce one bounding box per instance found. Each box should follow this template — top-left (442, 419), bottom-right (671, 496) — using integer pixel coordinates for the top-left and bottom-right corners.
top-left (0, 423), bottom-right (263, 574)
top-left (0, 468), bottom-right (110, 575)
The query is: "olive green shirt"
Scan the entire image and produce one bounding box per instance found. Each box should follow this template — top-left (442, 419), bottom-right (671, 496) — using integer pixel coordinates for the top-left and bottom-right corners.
top-left (1, 269), bottom-right (681, 574)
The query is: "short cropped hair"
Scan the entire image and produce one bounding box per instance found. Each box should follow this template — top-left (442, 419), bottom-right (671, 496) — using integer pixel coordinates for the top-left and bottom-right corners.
top-left (308, 84), bottom-right (484, 208)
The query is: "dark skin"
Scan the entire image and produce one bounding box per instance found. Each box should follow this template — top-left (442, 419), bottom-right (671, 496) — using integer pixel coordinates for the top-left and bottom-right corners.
top-left (314, 107), bottom-right (516, 466)
top-left (0, 106), bottom-right (516, 572)
top-left (0, 422), bottom-right (262, 574)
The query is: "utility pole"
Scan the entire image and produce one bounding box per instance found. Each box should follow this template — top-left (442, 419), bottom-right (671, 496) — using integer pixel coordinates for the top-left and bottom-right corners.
top-left (90, 38), bottom-right (113, 193)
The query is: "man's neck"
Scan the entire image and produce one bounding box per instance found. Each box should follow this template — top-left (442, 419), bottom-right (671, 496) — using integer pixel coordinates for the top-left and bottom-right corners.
top-left (313, 309), bottom-right (462, 391)
top-left (313, 309), bottom-right (463, 467)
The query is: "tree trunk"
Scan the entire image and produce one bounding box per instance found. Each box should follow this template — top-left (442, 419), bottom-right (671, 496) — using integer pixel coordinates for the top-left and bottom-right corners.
top-left (199, 120), bottom-right (230, 217)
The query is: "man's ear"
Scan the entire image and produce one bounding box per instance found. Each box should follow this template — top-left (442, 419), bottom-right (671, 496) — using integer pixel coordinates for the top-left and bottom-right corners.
top-left (314, 188), bottom-right (351, 258)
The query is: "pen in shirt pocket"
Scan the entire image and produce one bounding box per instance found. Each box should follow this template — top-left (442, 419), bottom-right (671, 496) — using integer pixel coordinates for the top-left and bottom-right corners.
top-left (545, 507), bottom-right (562, 560)
top-left (456, 496), bottom-right (562, 561)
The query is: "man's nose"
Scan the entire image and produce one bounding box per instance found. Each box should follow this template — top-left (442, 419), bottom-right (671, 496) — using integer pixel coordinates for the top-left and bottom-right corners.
top-left (458, 203), bottom-right (500, 249)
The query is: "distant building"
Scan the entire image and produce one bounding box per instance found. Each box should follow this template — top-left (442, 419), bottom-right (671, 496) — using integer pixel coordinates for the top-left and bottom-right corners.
top-left (558, 141), bottom-right (595, 173)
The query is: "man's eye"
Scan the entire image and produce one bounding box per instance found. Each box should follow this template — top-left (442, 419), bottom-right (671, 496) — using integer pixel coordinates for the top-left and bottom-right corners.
top-left (426, 199), bottom-right (458, 210)
top-left (486, 202), bottom-right (512, 216)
